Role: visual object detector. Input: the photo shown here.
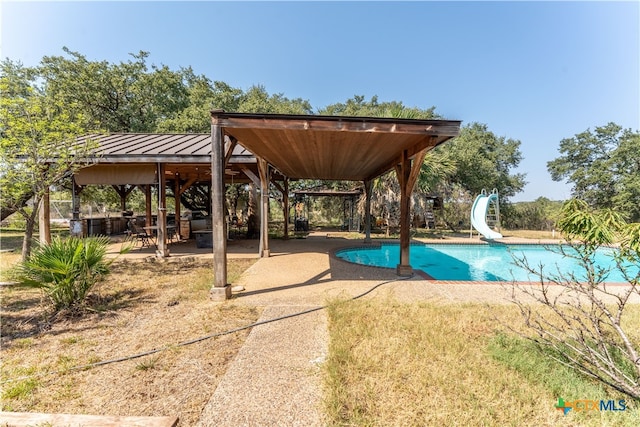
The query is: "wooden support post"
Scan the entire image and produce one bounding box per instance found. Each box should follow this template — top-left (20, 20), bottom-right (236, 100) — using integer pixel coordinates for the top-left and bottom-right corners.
top-left (283, 178), bottom-right (289, 240)
top-left (38, 187), bottom-right (51, 244)
top-left (156, 163), bottom-right (169, 258)
top-left (70, 178), bottom-right (83, 237)
top-left (119, 186), bottom-right (127, 211)
top-left (364, 179), bottom-right (372, 243)
top-left (145, 185), bottom-right (152, 228)
top-left (257, 158), bottom-right (270, 258)
top-left (174, 174), bottom-right (181, 239)
top-left (395, 148), bottom-right (428, 276)
top-left (396, 151), bottom-right (412, 276)
top-left (271, 179), bottom-right (289, 240)
top-left (210, 121), bottom-right (230, 300)
top-left (112, 185), bottom-right (135, 212)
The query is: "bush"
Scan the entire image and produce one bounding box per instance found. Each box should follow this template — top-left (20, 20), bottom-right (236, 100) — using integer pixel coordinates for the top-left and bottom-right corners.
top-left (18, 236), bottom-right (112, 311)
top-left (510, 199), bottom-right (640, 399)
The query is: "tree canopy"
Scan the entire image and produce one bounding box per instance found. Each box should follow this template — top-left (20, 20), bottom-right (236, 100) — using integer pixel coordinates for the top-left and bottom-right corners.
top-left (1, 59), bottom-right (93, 258)
top-left (547, 123), bottom-right (640, 222)
top-left (2, 48), bottom-right (531, 236)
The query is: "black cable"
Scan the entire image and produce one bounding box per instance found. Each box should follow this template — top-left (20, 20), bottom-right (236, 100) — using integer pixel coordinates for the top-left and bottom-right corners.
top-left (2, 274), bottom-right (414, 383)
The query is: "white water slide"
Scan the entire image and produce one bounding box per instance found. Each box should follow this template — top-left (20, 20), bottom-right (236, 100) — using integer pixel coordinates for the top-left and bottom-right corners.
top-left (471, 193), bottom-right (503, 240)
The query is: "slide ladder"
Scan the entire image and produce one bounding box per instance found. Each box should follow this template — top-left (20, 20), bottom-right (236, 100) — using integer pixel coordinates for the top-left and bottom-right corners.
top-left (470, 189), bottom-right (503, 240)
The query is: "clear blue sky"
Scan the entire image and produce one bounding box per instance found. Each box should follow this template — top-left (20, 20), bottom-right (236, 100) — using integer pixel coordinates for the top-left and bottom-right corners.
top-left (2, 1), bottom-right (638, 202)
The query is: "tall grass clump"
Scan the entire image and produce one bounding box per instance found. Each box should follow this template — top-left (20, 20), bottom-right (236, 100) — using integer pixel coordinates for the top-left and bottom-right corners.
top-left (17, 236), bottom-right (113, 311)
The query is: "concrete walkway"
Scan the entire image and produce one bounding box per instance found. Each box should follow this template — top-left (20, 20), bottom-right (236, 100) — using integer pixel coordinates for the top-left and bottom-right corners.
top-left (194, 233), bottom-right (525, 426)
top-left (196, 305), bottom-right (327, 427)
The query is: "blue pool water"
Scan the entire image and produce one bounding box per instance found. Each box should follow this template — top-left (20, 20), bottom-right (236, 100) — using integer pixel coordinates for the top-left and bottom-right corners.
top-left (335, 243), bottom-right (639, 282)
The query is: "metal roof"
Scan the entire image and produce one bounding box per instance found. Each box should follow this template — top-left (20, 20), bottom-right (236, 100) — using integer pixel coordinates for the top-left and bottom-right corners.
top-left (77, 133), bottom-right (253, 163)
top-left (75, 112), bottom-right (462, 184)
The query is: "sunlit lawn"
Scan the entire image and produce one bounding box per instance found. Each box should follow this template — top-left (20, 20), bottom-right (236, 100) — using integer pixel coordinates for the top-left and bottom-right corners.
top-left (324, 298), bottom-right (639, 426)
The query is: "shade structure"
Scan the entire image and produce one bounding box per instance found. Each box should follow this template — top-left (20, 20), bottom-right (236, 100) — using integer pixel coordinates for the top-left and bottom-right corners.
top-left (209, 112), bottom-right (462, 298)
top-left (211, 112), bottom-right (461, 182)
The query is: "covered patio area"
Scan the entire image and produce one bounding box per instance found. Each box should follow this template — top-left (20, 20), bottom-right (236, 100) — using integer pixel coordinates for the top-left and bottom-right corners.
top-left (208, 112), bottom-right (460, 299)
top-left (40, 112), bottom-right (460, 300)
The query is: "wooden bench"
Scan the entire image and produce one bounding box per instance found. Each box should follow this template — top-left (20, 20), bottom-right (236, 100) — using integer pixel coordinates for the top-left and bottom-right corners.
top-left (0, 412), bottom-right (178, 427)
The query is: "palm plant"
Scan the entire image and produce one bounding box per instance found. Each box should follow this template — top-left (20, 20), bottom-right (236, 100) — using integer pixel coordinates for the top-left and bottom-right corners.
top-left (18, 236), bottom-right (113, 311)
top-left (365, 150), bottom-right (456, 235)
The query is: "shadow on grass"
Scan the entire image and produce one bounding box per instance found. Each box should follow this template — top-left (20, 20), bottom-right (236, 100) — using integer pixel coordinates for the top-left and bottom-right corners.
top-left (1, 286), bottom-right (152, 345)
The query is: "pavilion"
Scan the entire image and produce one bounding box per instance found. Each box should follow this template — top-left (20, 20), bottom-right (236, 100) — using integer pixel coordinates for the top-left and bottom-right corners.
top-left (209, 112), bottom-right (460, 299)
top-left (40, 112), bottom-right (460, 300)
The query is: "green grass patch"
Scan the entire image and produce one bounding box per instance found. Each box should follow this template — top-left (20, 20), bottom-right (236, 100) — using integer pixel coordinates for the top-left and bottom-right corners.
top-left (324, 298), bottom-right (639, 426)
top-left (488, 333), bottom-right (638, 425)
top-left (2, 377), bottom-right (40, 400)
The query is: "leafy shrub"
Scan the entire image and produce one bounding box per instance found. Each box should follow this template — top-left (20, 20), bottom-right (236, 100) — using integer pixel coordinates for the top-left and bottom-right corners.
top-left (510, 199), bottom-right (640, 399)
top-left (18, 236), bottom-right (112, 311)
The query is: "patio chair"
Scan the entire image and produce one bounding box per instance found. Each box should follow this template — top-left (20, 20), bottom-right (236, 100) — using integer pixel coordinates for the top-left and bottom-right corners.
top-left (128, 221), bottom-right (151, 248)
top-left (167, 225), bottom-right (177, 243)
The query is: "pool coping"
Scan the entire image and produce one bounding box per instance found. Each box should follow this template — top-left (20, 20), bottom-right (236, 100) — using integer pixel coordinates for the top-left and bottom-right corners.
top-left (329, 240), bottom-right (634, 286)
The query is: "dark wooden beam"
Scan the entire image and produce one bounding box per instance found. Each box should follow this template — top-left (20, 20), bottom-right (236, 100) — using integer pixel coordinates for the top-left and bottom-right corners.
top-left (70, 177), bottom-right (82, 236)
top-left (364, 179), bottom-right (372, 243)
top-left (257, 157), bottom-right (271, 257)
top-left (174, 173), bottom-right (181, 239)
top-left (38, 188), bottom-right (51, 244)
top-left (210, 123), bottom-right (231, 300)
top-left (145, 185), bottom-right (152, 230)
top-left (365, 135), bottom-right (439, 182)
top-left (156, 163), bottom-right (169, 258)
top-left (271, 179), bottom-right (289, 240)
top-left (111, 185), bottom-right (135, 211)
top-left (213, 112), bottom-right (461, 135)
top-left (177, 177), bottom-right (198, 196)
top-left (241, 167), bottom-right (261, 187)
top-left (283, 178), bottom-right (289, 240)
top-left (396, 150), bottom-right (412, 276)
top-left (407, 149), bottom-right (428, 192)
top-left (224, 137), bottom-right (238, 165)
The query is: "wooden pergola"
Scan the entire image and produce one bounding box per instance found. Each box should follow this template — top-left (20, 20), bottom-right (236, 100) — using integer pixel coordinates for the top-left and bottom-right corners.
top-left (209, 112), bottom-right (460, 299)
top-left (38, 113), bottom-right (460, 301)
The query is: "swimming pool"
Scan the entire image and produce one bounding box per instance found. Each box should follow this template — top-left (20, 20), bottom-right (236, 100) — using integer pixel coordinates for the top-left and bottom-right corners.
top-left (335, 243), bottom-right (639, 282)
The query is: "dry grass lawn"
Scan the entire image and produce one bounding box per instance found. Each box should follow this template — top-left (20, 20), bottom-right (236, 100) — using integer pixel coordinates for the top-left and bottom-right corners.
top-left (1, 256), bottom-right (259, 426)
top-left (324, 297), bottom-right (640, 427)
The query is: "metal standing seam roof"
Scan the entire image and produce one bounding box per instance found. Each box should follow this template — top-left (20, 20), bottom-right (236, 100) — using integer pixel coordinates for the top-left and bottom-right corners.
top-left (75, 112), bottom-right (462, 182)
top-left (76, 133), bottom-right (254, 162)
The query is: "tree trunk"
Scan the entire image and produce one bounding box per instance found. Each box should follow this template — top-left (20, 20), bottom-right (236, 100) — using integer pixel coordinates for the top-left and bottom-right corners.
top-left (1, 191), bottom-right (35, 221)
top-left (21, 203), bottom-right (40, 261)
top-left (246, 183), bottom-right (259, 239)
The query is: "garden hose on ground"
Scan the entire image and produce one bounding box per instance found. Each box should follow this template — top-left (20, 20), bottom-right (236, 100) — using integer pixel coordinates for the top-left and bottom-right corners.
top-left (2, 273), bottom-right (414, 384)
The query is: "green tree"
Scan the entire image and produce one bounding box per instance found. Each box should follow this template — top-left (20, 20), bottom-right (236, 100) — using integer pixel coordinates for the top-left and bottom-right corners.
top-left (502, 197), bottom-right (563, 230)
top-left (1, 60), bottom-right (93, 259)
top-left (440, 122), bottom-right (526, 200)
top-left (39, 47), bottom-right (189, 132)
top-left (237, 84), bottom-right (312, 114)
top-left (159, 80), bottom-right (313, 133)
top-left (428, 123), bottom-right (526, 231)
top-left (157, 72), bottom-right (245, 133)
top-left (318, 94), bottom-right (437, 119)
top-left (547, 123), bottom-right (640, 221)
